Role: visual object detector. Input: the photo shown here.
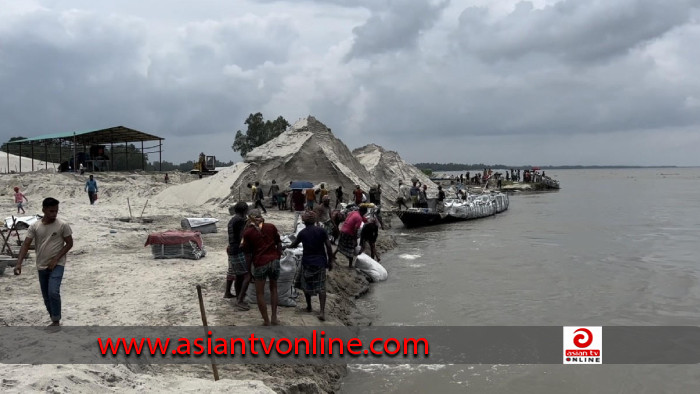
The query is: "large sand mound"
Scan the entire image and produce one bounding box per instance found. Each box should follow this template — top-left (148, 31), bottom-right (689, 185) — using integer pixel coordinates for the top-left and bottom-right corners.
top-left (353, 143), bottom-right (437, 201)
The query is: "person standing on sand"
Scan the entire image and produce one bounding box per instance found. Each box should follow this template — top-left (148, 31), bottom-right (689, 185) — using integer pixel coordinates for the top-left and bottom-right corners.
top-left (359, 216), bottom-right (381, 262)
top-left (14, 198), bottom-right (74, 327)
top-left (14, 187), bottom-right (28, 214)
top-left (286, 211), bottom-right (334, 321)
top-left (225, 202), bottom-right (251, 311)
top-left (268, 180), bottom-right (280, 208)
top-left (335, 185), bottom-right (344, 209)
top-left (352, 185), bottom-right (364, 205)
top-left (241, 209), bottom-right (282, 326)
top-left (334, 205), bottom-right (367, 268)
top-left (305, 187), bottom-right (316, 210)
top-left (314, 195), bottom-right (333, 240)
top-left (254, 181), bottom-right (267, 214)
top-left (291, 189), bottom-right (306, 232)
top-left (317, 183), bottom-right (329, 204)
top-left (85, 175), bottom-right (98, 205)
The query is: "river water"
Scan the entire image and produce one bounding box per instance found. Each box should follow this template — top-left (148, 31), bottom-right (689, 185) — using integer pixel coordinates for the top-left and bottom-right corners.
top-left (341, 168), bottom-right (700, 393)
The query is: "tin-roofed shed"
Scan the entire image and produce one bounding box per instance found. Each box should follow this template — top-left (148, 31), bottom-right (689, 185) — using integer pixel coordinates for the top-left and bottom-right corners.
top-left (3, 126), bottom-right (165, 173)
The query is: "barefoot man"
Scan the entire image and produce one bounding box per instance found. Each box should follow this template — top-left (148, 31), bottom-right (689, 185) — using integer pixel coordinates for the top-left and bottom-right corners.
top-left (286, 211), bottom-right (334, 321)
top-left (14, 197), bottom-right (74, 327)
top-left (334, 205), bottom-right (367, 268)
top-left (241, 209), bottom-right (282, 326)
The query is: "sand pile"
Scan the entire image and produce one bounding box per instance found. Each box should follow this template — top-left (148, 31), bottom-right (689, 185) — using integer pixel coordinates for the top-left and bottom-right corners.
top-left (1, 151), bottom-right (57, 173)
top-left (353, 144), bottom-right (437, 201)
top-left (226, 116), bottom-right (379, 206)
top-left (153, 163), bottom-right (250, 207)
top-left (154, 116), bottom-right (392, 209)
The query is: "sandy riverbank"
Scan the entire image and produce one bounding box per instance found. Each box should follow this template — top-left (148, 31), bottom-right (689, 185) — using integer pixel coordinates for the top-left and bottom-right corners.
top-left (0, 170), bottom-right (396, 393)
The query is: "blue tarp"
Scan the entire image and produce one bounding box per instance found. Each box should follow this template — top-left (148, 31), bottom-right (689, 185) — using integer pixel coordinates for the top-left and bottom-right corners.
top-left (290, 181), bottom-right (314, 189)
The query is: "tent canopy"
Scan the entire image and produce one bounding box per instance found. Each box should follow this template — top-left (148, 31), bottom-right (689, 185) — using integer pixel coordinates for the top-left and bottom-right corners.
top-left (6, 126), bottom-right (163, 145)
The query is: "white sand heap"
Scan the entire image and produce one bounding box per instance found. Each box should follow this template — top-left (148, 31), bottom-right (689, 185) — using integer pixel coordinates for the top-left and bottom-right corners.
top-left (153, 163), bottom-right (250, 206)
top-left (162, 116), bottom-right (381, 207)
top-left (154, 116), bottom-right (436, 208)
top-left (353, 143), bottom-right (437, 201)
top-left (1, 151), bottom-right (57, 173)
top-left (235, 116), bottom-right (378, 203)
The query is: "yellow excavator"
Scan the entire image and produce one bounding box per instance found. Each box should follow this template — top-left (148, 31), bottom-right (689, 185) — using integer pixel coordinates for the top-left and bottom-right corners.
top-left (191, 153), bottom-right (218, 177)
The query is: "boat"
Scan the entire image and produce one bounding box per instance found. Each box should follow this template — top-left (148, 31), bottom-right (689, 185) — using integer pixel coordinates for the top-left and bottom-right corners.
top-left (396, 192), bottom-right (509, 228)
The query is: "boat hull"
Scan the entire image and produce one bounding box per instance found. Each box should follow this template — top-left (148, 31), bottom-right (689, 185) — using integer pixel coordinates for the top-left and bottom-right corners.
top-left (396, 193), bottom-right (509, 228)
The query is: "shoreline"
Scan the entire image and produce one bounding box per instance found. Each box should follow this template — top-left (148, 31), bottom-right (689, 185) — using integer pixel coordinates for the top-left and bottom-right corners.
top-left (0, 170), bottom-right (396, 393)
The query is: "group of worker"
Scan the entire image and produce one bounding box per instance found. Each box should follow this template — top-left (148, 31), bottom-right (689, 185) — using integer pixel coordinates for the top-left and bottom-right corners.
top-left (225, 181), bottom-right (384, 325)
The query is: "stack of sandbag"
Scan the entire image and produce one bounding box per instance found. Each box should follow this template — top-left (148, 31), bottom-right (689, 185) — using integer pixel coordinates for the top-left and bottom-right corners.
top-left (145, 231), bottom-right (207, 260)
top-left (246, 248), bottom-right (301, 307)
top-left (354, 253), bottom-right (387, 282)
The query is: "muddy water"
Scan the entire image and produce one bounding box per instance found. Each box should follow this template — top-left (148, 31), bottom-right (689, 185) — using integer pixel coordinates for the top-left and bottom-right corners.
top-left (342, 168), bottom-right (700, 393)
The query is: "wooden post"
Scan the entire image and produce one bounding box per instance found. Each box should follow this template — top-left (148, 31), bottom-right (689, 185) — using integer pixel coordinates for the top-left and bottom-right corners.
top-left (140, 200), bottom-right (149, 218)
top-left (196, 285), bottom-right (220, 381)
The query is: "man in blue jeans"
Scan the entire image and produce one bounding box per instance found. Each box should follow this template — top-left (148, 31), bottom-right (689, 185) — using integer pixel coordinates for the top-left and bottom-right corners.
top-left (14, 197), bottom-right (74, 327)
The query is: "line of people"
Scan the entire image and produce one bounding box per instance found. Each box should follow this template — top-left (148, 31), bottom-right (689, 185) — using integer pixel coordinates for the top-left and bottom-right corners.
top-left (225, 189), bottom-right (384, 325)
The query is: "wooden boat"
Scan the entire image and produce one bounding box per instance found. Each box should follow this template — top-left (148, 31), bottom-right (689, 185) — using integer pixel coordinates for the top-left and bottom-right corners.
top-left (396, 193), bottom-right (509, 228)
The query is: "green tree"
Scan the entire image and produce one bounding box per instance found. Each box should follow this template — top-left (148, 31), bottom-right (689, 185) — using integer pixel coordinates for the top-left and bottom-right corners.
top-left (232, 113), bottom-right (290, 157)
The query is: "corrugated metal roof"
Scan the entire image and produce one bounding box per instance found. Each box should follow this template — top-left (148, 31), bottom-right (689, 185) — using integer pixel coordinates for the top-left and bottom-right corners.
top-left (6, 126), bottom-right (164, 144)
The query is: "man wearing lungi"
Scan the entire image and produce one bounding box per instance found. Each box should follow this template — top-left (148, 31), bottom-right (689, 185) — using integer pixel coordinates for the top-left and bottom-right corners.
top-left (241, 209), bottom-right (283, 326)
top-left (225, 201), bottom-right (251, 312)
top-left (286, 211), bottom-right (335, 321)
top-left (333, 205), bottom-right (368, 268)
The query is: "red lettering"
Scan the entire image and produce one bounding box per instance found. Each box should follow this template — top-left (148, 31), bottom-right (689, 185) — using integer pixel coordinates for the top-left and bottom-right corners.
top-left (249, 334), bottom-right (259, 355)
top-left (347, 338), bottom-right (362, 355)
top-left (370, 338), bottom-right (383, 355)
top-left (384, 338), bottom-right (401, 355)
top-left (146, 338), bottom-right (170, 355)
top-left (193, 338), bottom-right (204, 355)
top-left (259, 337), bottom-right (275, 354)
top-left (276, 338), bottom-right (292, 355)
top-left (294, 338), bottom-right (310, 355)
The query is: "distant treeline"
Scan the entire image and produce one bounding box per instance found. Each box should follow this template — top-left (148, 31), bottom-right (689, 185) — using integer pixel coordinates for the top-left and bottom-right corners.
top-left (414, 163), bottom-right (679, 171)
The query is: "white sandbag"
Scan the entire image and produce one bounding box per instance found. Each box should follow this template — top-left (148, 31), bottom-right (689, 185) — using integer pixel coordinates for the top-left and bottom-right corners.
top-left (245, 249), bottom-right (300, 307)
top-left (354, 253), bottom-right (387, 282)
top-left (181, 218), bottom-right (219, 234)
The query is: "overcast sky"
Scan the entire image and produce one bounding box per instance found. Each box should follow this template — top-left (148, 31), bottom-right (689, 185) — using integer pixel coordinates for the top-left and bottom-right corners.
top-left (2, 0), bottom-right (699, 166)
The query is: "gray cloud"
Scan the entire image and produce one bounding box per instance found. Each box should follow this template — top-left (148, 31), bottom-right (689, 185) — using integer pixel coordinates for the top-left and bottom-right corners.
top-left (1, 0), bottom-right (700, 166)
top-left (457, 0), bottom-right (697, 64)
top-left (346, 0), bottom-right (449, 59)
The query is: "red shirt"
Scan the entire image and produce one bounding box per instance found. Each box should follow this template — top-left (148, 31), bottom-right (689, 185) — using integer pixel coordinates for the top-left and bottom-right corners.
top-left (341, 210), bottom-right (366, 235)
top-left (353, 189), bottom-right (364, 204)
top-left (241, 223), bottom-right (282, 267)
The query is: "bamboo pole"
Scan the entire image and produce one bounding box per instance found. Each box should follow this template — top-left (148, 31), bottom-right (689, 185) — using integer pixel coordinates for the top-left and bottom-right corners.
top-left (196, 285), bottom-right (220, 381)
top-left (139, 200), bottom-right (149, 218)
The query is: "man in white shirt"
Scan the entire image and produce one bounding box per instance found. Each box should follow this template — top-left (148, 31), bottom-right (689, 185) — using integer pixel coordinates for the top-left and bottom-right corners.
top-left (15, 197), bottom-right (74, 327)
top-left (396, 180), bottom-right (411, 210)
